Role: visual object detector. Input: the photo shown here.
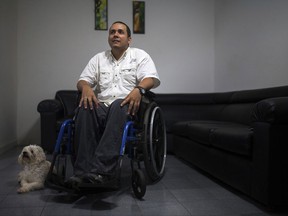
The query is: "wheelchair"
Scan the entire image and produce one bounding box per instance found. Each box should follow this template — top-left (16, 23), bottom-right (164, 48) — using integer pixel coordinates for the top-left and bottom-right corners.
top-left (45, 93), bottom-right (167, 199)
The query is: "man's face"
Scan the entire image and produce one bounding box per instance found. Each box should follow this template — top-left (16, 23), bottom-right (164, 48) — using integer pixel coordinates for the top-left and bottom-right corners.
top-left (108, 23), bottom-right (131, 50)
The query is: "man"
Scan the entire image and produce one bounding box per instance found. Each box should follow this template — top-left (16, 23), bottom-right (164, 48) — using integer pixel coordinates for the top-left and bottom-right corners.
top-left (68, 21), bottom-right (160, 186)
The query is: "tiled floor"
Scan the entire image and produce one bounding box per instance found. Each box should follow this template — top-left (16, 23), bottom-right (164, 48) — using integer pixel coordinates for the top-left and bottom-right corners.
top-left (0, 146), bottom-right (288, 216)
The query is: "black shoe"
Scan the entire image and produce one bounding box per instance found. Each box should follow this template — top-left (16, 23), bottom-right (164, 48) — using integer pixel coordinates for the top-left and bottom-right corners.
top-left (65, 175), bottom-right (83, 189)
top-left (82, 173), bottom-right (109, 184)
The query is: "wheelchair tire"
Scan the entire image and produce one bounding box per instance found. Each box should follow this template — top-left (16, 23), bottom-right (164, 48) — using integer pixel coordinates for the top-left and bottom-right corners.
top-left (143, 102), bottom-right (167, 182)
top-left (132, 169), bottom-right (146, 199)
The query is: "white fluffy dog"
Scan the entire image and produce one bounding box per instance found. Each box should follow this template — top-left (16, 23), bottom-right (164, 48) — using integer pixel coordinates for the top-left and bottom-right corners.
top-left (18, 144), bottom-right (51, 193)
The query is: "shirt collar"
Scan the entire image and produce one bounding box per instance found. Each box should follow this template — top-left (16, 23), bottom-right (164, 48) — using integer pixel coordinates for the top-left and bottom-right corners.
top-left (110, 47), bottom-right (130, 63)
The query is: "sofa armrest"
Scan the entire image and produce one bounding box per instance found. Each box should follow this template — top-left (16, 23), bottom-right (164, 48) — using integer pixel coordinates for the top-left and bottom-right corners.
top-left (251, 97), bottom-right (288, 124)
top-left (37, 99), bottom-right (64, 153)
top-left (37, 99), bottom-right (64, 115)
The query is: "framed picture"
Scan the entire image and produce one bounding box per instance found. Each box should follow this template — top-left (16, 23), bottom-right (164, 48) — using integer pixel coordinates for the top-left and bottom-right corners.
top-left (133, 1), bottom-right (145, 34)
top-left (95, 0), bottom-right (108, 30)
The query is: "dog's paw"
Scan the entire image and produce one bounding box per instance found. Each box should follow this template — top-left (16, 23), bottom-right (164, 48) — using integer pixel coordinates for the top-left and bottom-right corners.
top-left (17, 187), bottom-right (29, 194)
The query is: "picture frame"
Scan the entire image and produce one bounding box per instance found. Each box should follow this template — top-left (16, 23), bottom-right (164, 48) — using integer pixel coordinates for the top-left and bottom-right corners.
top-left (133, 1), bottom-right (145, 34)
top-left (95, 0), bottom-right (108, 30)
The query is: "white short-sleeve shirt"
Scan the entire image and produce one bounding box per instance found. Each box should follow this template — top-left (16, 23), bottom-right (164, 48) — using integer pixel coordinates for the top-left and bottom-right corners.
top-left (79, 47), bottom-right (160, 105)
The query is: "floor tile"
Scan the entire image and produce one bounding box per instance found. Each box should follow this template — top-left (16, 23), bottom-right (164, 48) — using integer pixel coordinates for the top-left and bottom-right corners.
top-left (0, 147), bottom-right (288, 216)
top-left (0, 193), bottom-right (48, 208)
top-left (0, 207), bottom-right (43, 216)
top-left (140, 202), bottom-right (191, 216)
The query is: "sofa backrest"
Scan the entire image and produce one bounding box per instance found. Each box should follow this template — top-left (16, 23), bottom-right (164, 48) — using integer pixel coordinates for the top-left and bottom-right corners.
top-left (53, 85), bottom-right (288, 130)
top-left (229, 85), bottom-right (288, 103)
top-left (155, 85), bottom-right (288, 130)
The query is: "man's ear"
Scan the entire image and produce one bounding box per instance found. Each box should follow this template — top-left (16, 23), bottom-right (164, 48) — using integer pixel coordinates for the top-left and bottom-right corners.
top-left (128, 37), bottom-right (132, 46)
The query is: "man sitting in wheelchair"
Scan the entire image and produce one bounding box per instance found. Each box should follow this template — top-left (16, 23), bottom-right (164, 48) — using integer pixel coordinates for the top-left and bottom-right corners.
top-left (66, 21), bottom-right (160, 187)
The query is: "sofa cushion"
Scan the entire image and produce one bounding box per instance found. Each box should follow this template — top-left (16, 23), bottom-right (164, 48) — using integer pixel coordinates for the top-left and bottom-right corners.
top-left (173, 120), bottom-right (253, 157)
top-left (173, 121), bottom-right (229, 146)
top-left (210, 126), bottom-right (253, 157)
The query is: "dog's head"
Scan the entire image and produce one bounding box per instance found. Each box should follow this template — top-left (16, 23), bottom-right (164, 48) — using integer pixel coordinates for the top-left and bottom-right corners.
top-left (18, 145), bottom-right (46, 165)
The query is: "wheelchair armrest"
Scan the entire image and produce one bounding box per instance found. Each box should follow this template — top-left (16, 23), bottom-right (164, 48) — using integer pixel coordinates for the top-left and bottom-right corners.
top-left (135, 91), bottom-right (157, 128)
top-left (144, 90), bottom-right (156, 100)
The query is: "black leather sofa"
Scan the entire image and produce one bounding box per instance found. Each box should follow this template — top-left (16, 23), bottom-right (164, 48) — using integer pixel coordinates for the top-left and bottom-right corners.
top-left (37, 85), bottom-right (288, 208)
top-left (155, 85), bottom-right (288, 208)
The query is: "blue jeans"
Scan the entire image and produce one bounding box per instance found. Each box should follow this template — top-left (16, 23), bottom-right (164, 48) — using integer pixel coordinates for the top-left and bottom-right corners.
top-left (73, 99), bottom-right (128, 177)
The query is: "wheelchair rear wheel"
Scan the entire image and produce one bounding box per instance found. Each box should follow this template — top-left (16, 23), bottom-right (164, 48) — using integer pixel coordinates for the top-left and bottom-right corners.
top-left (143, 102), bottom-right (167, 182)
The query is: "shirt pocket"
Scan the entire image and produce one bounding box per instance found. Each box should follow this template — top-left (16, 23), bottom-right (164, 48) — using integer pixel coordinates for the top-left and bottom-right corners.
top-left (120, 66), bottom-right (136, 87)
top-left (99, 69), bottom-right (112, 91)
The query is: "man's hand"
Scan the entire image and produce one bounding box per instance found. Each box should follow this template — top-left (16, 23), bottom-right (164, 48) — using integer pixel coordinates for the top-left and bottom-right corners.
top-left (121, 88), bottom-right (142, 115)
top-left (78, 81), bottom-right (99, 109)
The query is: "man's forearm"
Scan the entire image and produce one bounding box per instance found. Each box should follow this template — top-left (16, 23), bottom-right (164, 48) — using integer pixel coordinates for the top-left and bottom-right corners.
top-left (137, 78), bottom-right (155, 90)
top-left (77, 80), bottom-right (91, 92)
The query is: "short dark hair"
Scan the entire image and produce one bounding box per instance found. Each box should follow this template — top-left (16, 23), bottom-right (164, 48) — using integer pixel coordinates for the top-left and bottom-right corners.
top-left (111, 21), bottom-right (131, 37)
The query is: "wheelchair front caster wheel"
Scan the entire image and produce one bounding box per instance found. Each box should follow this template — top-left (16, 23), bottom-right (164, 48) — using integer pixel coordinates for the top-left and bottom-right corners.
top-left (132, 169), bottom-right (146, 199)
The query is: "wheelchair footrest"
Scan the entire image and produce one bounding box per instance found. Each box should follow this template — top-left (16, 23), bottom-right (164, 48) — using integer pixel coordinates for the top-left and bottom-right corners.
top-left (45, 173), bottom-right (120, 194)
top-left (45, 178), bottom-right (78, 194)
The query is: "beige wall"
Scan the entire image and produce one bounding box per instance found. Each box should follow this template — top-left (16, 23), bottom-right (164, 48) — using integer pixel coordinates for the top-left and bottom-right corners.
top-left (2, 0), bottom-right (288, 153)
top-left (215, 0), bottom-right (288, 91)
top-left (0, 0), bottom-right (18, 154)
top-left (16, 0), bottom-right (215, 146)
